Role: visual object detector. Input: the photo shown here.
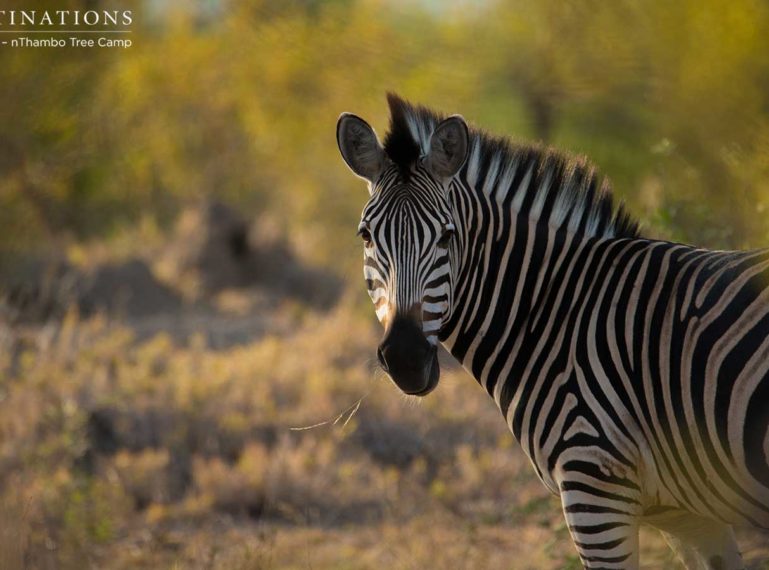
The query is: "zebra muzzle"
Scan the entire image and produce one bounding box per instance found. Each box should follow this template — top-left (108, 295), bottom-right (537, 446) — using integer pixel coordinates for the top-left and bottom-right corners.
top-left (377, 316), bottom-right (440, 396)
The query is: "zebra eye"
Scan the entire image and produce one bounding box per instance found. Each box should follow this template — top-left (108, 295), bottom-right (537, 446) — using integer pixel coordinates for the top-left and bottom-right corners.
top-left (437, 228), bottom-right (455, 248)
top-left (358, 228), bottom-right (373, 245)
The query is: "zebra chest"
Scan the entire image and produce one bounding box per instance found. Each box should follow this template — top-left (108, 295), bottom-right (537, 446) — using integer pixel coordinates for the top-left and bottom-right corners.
top-left (501, 365), bottom-right (644, 498)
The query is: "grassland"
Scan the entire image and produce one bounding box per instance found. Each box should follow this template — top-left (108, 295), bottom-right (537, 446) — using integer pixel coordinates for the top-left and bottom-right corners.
top-left (3, 0), bottom-right (769, 566)
top-left (1, 264), bottom-right (768, 569)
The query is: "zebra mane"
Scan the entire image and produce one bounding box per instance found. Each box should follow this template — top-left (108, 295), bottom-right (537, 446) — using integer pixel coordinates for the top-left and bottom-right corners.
top-left (383, 93), bottom-right (640, 239)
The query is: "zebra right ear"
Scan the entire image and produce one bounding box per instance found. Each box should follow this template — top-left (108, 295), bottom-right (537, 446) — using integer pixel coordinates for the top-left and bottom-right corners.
top-left (337, 113), bottom-right (387, 186)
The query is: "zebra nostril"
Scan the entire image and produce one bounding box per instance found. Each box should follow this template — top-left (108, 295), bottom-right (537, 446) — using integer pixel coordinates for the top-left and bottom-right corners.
top-left (377, 346), bottom-right (388, 371)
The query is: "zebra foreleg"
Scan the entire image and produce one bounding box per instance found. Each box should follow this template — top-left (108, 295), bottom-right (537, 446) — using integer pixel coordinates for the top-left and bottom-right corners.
top-left (646, 510), bottom-right (744, 570)
top-left (559, 487), bottom-right (642, 569)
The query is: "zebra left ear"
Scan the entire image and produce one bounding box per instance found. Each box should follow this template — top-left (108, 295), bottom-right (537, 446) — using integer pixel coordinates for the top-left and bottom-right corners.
top-left (426, 115), bottom-right (469, 181)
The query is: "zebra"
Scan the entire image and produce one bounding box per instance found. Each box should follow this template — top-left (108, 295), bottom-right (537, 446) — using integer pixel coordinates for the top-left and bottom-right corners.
top-left (335, 94), bottom-right (769, 569)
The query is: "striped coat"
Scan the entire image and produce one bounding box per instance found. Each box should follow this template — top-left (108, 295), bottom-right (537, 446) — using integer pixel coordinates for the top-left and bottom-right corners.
top-left (337, 94), bottom-right (769, 569)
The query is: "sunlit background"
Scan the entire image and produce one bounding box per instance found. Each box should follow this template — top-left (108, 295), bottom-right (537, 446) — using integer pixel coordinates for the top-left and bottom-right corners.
top-left (1, 0), bottom-right (769, 568)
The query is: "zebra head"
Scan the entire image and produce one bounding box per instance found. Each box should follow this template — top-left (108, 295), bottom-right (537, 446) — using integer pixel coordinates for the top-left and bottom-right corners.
top-left (336, 101), bottom-right (469, 396)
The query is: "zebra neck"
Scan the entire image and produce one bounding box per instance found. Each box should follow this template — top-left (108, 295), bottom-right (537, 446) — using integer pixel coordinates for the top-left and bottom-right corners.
top-left (440, 199), bottom-right (592, 405)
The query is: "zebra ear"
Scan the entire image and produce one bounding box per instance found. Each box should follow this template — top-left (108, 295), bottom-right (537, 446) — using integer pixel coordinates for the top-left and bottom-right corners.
top-left (337, 113), bottom-right (387, 185)
top-left (426, 115), bottom-right (469, 181)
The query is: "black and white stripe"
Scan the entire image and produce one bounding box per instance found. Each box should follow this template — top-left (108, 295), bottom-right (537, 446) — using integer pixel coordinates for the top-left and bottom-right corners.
top-left (337, 94), bottom-right (769, 569)
top-left (361, 166), bottom-right (455, 342)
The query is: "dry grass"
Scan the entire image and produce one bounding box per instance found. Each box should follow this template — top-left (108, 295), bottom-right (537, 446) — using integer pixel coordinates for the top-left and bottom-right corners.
top-left (1, 300), bottom-right (767, 569)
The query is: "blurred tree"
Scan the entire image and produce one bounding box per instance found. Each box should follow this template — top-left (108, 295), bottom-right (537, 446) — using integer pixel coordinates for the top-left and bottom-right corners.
top-left (1, 0), bottom-right (768, 269)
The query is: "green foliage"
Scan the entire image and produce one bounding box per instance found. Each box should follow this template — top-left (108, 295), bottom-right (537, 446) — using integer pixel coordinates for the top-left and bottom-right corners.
top-left (2, 0), bottom-right (769, 271)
